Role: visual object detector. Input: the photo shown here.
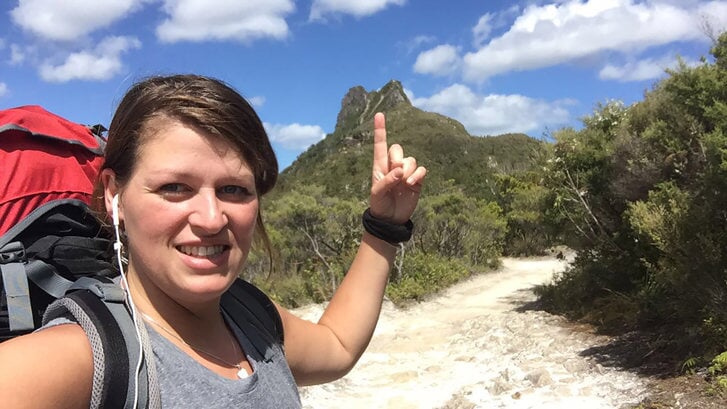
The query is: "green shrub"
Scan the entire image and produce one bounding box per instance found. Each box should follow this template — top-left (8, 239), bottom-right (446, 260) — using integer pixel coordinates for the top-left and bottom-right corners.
top-left (253, 274), bottom-right (315, 309)
top-left (707, 352), bottom-right (727, 396)
top-left (386, 252), bottom-right (472, 305)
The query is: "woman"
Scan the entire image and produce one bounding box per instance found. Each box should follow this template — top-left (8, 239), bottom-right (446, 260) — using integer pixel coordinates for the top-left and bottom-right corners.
top-left (0, 74), bottom-right (426, 408)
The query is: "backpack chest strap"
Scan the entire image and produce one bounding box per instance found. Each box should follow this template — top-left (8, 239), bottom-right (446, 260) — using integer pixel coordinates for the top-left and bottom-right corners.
top-left (1, 262), bottom-right (34, 332)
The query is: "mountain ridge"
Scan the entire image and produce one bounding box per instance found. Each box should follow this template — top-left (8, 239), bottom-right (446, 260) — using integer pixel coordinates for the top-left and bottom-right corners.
top-left (275, 80), bottom-right (545, 200)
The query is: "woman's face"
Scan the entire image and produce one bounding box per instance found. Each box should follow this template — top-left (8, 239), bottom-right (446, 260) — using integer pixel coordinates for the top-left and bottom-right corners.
top-left (109, 118), bottom-right (258, 305)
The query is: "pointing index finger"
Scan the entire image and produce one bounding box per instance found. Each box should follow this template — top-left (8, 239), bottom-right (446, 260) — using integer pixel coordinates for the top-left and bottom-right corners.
top-left (373, 112), bottom-right (389, 179)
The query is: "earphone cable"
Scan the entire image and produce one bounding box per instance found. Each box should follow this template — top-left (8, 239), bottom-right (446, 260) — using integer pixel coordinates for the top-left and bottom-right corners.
top-left (113, 208), bottom-right (144, 409)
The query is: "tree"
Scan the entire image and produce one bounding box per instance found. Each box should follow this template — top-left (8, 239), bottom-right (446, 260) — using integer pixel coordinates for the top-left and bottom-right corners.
top-left (415, 186), bottom-right (506, 269)
top-left (265, 185), bottom-right (364, 299)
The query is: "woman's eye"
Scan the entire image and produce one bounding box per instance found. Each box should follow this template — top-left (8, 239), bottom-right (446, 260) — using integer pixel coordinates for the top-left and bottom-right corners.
top-left (219, 185), bottom-right (252, 198)
top-left (158, 183), bottom-right (189, 196)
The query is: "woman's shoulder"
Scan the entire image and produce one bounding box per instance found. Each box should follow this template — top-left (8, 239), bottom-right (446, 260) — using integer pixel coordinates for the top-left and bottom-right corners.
top-left (0, 323), bottom-right (93, 409)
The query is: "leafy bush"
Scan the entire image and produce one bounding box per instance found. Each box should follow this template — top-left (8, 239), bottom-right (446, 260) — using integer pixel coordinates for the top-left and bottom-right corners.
top-left (253, 274), bottom-right (315, 309)
top-left (414, 186), bottom-right (506, 267)
top-left (497, 173), bottom-right (561, 256)
top-left (386, 252), bottom-right (472, 305)
top-left (707, 352), bottom-right (727, 396)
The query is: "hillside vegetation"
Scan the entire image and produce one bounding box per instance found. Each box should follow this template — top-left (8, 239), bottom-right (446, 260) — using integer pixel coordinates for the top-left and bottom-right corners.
top-left (535, 32), bottom-right (727, 385)
top-left (250, 31), bottom-right (727, 391)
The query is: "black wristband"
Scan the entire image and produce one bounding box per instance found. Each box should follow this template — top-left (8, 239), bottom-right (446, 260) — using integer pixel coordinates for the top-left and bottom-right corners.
top-left (361, 208), bottom-right (414, 244)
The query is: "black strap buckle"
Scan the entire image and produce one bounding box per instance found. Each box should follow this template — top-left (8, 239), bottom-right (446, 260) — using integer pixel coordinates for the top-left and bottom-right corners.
top-left (0, 241), bottom-right (27, 264)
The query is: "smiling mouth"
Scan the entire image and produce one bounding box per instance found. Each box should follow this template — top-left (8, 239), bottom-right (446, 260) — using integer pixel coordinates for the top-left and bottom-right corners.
top-left (177, 245), bottom-right (228, 258)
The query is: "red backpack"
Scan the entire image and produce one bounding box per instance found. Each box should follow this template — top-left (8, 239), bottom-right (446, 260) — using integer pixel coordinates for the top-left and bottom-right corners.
top-left (0, 105), bottom-right (115, 335)
top-left (0, 105), bottom-right (104, 236)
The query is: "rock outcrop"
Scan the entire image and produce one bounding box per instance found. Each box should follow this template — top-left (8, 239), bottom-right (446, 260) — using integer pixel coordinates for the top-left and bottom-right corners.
top-left (334, 80), bottom-right (410, 133)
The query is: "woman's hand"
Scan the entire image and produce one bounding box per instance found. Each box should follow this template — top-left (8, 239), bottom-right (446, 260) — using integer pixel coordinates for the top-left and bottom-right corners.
top-left (369, 112), bottom-right (426, 224)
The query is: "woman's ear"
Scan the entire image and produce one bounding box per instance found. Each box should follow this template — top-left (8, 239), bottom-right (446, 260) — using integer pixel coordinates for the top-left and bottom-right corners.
top-left (100, 169), bottom-right (120, 223)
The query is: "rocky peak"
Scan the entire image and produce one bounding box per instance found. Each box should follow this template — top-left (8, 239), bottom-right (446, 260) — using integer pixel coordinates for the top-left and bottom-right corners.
top-left (335, 80), bottom-right (411, 133)
top-left (379, 80), bottom-right (409, 107)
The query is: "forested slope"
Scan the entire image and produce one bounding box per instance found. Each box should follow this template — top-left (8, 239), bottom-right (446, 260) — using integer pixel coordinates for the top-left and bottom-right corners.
top-left (535, 32), bottom-right (727, 387)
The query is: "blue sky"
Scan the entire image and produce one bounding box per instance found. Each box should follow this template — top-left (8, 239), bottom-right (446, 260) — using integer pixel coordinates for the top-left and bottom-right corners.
top-left (2, 0), bottom-right (726, 170)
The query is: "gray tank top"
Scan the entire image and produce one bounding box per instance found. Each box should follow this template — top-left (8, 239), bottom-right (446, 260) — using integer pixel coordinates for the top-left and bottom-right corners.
top-left (148, 311), bottom-right (301, 408)
top-left (43, 312), bottom-right (301, 408)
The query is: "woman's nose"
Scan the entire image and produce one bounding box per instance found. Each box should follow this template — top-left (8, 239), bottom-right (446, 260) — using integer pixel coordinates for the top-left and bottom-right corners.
top-left (188, 190), bottom-right (228, 234)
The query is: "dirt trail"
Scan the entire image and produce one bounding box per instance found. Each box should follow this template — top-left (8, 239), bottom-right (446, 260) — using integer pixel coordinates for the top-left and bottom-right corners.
top-left (296, 256), bottom-right (649, 408)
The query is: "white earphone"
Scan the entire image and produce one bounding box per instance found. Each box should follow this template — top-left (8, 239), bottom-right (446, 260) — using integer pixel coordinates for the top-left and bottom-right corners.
top-left (111, 194), bottom-right (120, 227)
top-left (111, 194), bottom-right (122, 253)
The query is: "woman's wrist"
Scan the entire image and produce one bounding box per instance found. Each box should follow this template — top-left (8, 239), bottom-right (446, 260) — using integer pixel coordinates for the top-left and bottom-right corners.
top-left (361, 208), bottom-right (413, 244)
top-left (360, 232), bottom-right (400, 260)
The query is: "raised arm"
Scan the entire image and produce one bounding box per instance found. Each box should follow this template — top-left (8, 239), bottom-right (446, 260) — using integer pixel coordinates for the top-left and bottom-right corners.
top-left (280, 112), bottom-right (426, 385)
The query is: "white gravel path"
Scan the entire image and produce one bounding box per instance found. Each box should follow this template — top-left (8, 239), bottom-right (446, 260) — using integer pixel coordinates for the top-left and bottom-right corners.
top-left (296, 256), bottom-right (648, 409)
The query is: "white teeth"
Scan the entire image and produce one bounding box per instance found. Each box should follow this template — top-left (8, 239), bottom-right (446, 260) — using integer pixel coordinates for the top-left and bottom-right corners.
top-left (178, 245), bottom-right (225, 257)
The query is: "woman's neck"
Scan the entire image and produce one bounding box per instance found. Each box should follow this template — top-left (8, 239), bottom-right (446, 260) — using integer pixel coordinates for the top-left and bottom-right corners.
top-left (126, 268), bottom-right (226, 337)
top-left (123, 257), bottom-right (251, 379)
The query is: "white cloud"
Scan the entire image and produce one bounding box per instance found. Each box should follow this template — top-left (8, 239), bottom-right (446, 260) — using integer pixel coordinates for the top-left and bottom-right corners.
top-left (39, 36), bottom-right (141, 83)
top-left (409, 84), bottom-right (572, 136)
top-left (413, 44), bottom-right (461, 76)
top-left (472, 5), bottom-right (522, 48)
top-left (410, 35), bottom-right (436, 48)
top-left (11, 0), bottom-right (146, 41)
top-left (472, 14), bottom-right (494, 48)
top-left (247, 96), bottom-right (266, 107)
top-left (264, 122), bottom-right (326, 150)
top-left (462, 0), bottom-right (722, 82)
top-left (10, 44), bottom-right (26, 65)
top-left (310, 0), bottom-right (406, 21)
top-left (0, 83), bottom-right (8, 98)
top-left (399, 35), bottom-right (437, 55)
top-left (157, 0), bottom-right (294, 43)
top-left (598, 54), bottom-right (702, 82)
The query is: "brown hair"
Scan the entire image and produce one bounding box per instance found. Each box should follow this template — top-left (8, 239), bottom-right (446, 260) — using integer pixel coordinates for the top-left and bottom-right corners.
top-left (96, 74), bottom-right (278, 264)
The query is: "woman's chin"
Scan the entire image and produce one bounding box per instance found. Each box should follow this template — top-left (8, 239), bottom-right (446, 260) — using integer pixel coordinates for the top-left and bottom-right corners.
top-left (175, 277), bottom-right (237, 304)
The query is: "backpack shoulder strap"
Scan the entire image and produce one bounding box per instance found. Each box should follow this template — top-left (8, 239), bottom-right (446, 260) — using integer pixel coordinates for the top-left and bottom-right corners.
top-left (220, 279), bottom-right (284, 361)
top-left (42, 277), bottom-right (161, 409)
